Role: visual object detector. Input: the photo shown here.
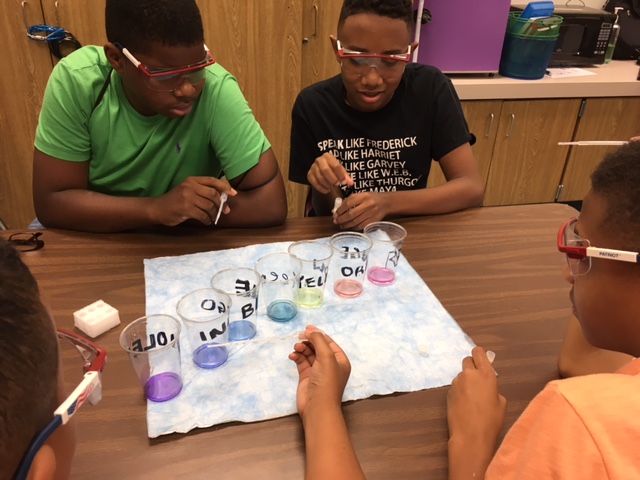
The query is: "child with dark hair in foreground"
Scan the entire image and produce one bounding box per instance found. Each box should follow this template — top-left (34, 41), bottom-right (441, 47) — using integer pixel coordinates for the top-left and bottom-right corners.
top-left (0, 238), bottom-right (74, 480)
top-left (291, 141), bottom-right (640, 478)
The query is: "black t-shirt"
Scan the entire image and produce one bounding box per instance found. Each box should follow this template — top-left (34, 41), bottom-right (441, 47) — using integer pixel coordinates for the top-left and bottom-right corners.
top-left (289, 63), bottom-right (473, 194)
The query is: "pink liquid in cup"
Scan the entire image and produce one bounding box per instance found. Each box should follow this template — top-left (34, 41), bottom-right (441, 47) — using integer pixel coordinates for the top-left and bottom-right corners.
top-left (367, 266), bottom-right (396, 285)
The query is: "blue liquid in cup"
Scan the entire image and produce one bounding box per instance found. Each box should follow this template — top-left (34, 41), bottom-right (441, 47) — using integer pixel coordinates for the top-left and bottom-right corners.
top-left (193, 343), bottom-right (229, 368)
top-left (267, 300), bottom-right (298, 322)
top-left (229, 320), bottom-right (257, 341)
top-left (144, 372), bottom-right (183, 402)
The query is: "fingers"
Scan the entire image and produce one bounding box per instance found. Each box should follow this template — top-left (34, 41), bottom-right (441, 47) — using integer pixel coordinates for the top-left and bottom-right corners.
top-left (307, 154), bottom-right (352, 194)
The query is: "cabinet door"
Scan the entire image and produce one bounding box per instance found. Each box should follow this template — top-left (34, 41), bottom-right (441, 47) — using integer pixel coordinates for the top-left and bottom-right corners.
top-left (559, 97), bottom-right (640, 202)
top-left (301, 0), bottom-right (342, 88)
top-left (197, 0), bottom-right (304, 218)
top-left (484, 99), bottom-right (581, 206)
top-left (41, 0), bottom-right (107, 49)
top-left (0, 0), bottom-right (54, 229)
top-left (427, 100), bottom-right (502, 190)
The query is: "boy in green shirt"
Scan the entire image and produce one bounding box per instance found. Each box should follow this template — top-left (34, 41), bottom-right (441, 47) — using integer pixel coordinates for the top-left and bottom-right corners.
top-left (33, 0), bottom-right (287, 232)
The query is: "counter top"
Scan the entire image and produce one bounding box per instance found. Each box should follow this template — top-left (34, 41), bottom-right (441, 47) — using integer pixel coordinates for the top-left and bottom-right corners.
top-left (451, 60), bottom-right (640, 100)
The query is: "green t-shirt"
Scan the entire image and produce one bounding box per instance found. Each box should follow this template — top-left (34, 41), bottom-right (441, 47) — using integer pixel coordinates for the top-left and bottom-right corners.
top-left (35, 46), bottom-right (270, 197)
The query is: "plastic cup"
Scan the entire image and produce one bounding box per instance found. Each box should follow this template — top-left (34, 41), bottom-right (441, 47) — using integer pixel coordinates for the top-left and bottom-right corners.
top-left (254, 252), bottom-right (302, 322)
top-left (211, 267), bottom-right (261, 341)
top-left (328, 232), bottom-right (372, 298)
top-left (288, 240), bottom-right (333, 308)
top-left (363, 221), bottom-right (407, 286)
top-left (119, 314), bottom-right (183, 402)
top-left (176, 288), bottom-right (231, 369)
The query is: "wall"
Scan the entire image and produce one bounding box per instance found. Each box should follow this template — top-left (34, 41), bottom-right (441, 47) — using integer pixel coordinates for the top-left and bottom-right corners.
top-left (511, 0), bottom-right (607, 9)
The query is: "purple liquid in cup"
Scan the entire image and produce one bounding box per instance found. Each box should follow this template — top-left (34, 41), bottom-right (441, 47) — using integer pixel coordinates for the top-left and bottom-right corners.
top-left (144, 372), bottom-right (183, 402)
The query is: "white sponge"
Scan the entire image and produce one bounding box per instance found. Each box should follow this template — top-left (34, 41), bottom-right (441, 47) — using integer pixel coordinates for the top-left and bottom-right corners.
top-left (73, 300), bottom-right (120, 338)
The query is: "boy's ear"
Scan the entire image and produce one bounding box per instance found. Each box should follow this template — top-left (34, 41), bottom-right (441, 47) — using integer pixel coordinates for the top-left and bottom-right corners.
top-left (329, 35), bottom-right (340, 63)
top-left (25, 444), bottom-right (56, 480)
top-left (104, 42), bottom-right (125, 73)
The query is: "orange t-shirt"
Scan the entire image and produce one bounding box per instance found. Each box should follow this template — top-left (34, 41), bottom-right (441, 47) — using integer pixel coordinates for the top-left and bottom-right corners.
top-left (486, 358), bottom-right (640, 479)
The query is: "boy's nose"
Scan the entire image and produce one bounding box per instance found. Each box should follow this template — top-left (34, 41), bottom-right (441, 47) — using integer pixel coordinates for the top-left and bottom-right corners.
top-left (172, 77), bottom-right (197, 97)
top-left (361, 65), bottom-right (383, 85)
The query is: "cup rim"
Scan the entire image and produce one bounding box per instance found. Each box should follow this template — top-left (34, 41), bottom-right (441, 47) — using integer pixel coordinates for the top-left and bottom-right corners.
top-left (363, 221), bottom-right (407, 242)
top-left (255, 252), bottom-right (303, 281)
top-left (119, 314), bottom-right (181, 354)
top-left (176, 287), bottom-right (233, 324)
top-left (287, 240), bottom-right (334, 262)
top-left (328, 231), bottom-right (373, 253)
top-left (210, 267), bottom-right (262, 294)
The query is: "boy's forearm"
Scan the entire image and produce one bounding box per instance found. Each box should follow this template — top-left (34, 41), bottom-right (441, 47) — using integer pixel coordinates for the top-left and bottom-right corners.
top-left (36, 190), bottom-right (159, 232)
top-left (384, 177), bottom-right (484, 217)
top-left (448, 436), bottom-right (495, 480)
top-left (302, 404), bottom-right (366, 480)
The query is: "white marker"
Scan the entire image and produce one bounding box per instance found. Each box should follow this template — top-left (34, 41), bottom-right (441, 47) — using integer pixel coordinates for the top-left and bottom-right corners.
top-left (332, 197), bottom-right (343, 214)
top-left (214, 192), bottom-right (228, 225)
top-left (558, 141), bottom-right (628, 146)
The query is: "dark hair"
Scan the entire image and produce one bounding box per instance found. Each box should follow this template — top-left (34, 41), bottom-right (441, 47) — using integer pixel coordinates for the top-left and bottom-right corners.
top-left (105, 0), bottom-right (204, 54)
top-left (338, 0), bottom-right (414, 30)
top-left (0, 239), bottom-right (58, 479)
top-left (591, 141), bottom-right (640, 252)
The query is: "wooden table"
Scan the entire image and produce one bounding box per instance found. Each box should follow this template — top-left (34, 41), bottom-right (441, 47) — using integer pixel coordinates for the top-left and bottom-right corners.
top-left (5, 203), bottom-right (576, 479)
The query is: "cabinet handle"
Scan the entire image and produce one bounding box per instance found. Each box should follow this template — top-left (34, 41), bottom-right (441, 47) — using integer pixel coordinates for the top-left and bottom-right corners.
top-left (485, 113), bottom-right (494, 137)
top-left (21, 1), bottom-right (30, 30)
top-left (312, 4), bottom-right (318, 37)
top-left (506, 114), bottom-right (515, 138)
top-left (54, 1), bottom-right (62, 27)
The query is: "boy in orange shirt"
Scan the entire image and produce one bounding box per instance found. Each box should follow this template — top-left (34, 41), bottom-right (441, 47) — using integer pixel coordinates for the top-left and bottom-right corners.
top-left (291, 140), bottom-right (640, 478)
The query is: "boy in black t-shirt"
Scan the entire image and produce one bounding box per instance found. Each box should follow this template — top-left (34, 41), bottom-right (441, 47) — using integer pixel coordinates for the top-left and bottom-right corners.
top-left (289, 0), bottom-right (484, 230)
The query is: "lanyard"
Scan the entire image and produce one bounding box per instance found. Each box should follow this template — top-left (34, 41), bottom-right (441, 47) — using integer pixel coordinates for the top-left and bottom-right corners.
top-left (26, 24), bottom-right (82, 59)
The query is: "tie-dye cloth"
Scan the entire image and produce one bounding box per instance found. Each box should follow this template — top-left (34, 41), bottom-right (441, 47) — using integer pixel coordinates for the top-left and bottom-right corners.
top-left (143, 239), bottom-right (475, 438)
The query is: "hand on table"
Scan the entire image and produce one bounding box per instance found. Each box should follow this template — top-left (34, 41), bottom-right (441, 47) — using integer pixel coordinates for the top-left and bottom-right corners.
top-left (447, 347), bottom-right (506, 446)
top-left (149, 176), bottom-right (236, 226)
top-left (307, 153), bottom-right (353, 194)
top-left (288, 326), bottom-right (351, 419)
top-left (333, 191), bottom-right (388, 231)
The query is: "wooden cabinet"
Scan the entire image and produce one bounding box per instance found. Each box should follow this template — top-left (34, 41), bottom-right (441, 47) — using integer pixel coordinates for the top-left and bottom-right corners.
top-left (484, 98), bottom-right (582, 206)
top-left (429, 98), bottom-right (586, 207)
top-left (427, 100), bottom-right (502, 189)
top-left (558, 97), bottom-right (640, 202)
top-left (0, 0), bottom-right (54, 230)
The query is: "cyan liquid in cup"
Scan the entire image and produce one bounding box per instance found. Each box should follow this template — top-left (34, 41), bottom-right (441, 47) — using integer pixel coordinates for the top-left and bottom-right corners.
top-left (255, 252), bottom-right (302, 322)
top-left (267, 299), bottom-right (299, 322)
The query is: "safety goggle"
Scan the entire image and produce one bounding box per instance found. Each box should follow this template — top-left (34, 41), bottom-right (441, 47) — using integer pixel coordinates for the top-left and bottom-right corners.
top-left (13, 329), bottom-right (107, 480)
top-left (336, 39), bottom-right (411, 78)
top-left (115, 42), bottom-right (215, 92)
top-left (557, 217), bottom-right (640, 277)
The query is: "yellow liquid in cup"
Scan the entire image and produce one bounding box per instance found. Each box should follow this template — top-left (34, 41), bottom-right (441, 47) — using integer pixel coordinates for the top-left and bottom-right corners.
top-left (297, 287), bottom-right (324, 308)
